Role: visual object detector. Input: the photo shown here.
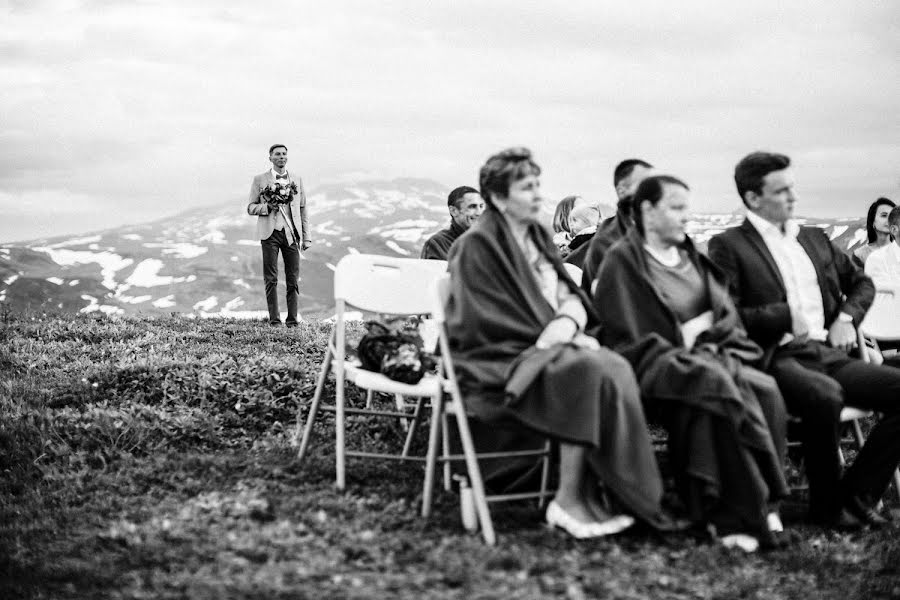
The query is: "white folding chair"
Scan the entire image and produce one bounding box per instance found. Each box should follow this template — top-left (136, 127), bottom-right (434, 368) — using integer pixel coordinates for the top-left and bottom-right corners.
top-left (294, 254), bottom-right (448, 490)
top-left (858, 296), bottom-right (900, 501)
top-left (422, 273), bottom-right (552, 546)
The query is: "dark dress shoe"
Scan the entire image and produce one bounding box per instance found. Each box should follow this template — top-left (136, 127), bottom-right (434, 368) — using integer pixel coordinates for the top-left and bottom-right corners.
top-left (844, 495), bottom-right (890, 529)
top-left (759, 529), bottom-right (800, 550)
top-left (813, 508), bottom-right (865, 531)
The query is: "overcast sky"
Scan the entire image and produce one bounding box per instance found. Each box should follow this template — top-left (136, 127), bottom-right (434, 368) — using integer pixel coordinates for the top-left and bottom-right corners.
top-left (1, 0), bottom-right (898, 242)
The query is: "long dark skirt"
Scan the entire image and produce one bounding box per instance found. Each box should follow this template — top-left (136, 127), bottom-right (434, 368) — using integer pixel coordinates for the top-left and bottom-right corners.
top-left (464, 346), bottom-right (665, 527)
top-left (646, 354), bottom-right (789, 536)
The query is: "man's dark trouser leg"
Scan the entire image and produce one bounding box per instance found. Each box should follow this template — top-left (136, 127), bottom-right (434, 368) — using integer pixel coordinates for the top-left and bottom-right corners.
top-left (283, 238), bottom-right (300, 326)
top-left (769, 354), bottom-right (843, 522)
top-left (828, 355), bottom-right (900, 502)
top-left (261, 231), bottom-right (283, 324)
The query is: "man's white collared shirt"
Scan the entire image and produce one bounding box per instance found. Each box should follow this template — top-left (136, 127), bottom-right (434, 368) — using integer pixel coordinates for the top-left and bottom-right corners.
top-left (746, 211), bottom-right (827, 343)
top-left (865, 242), bottom-right (900, 291)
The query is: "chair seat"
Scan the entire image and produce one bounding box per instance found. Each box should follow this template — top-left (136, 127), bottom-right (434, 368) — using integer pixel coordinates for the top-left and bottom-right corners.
top-left (840, 406), bottom-right (873, 422)
top-left (340, 360), bottom-right (442, 397)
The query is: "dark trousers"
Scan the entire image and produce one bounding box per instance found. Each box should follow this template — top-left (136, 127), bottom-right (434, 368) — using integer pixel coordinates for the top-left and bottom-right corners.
top-left (261, 229), bottom-right (300, 325)
top-left (770, 340), bottom-right (900, 520)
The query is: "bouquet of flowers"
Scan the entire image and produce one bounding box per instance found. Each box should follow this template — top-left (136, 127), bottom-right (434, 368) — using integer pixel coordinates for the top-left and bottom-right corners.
top-left (259, 181), bottom-right (298, 206)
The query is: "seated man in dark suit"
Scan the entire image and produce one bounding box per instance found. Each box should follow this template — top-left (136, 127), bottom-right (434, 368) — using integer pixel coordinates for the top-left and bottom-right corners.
top-left (708, 151), bottom-right (900, 529)
top-left (420, 186), bottom-right (484, 260)
top-left (575, 159), bottom-right (654, 294)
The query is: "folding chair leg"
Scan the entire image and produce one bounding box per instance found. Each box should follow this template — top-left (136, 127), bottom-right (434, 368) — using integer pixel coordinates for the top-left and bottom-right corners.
top-left (365, 389), bottom-right (374, 410)
top-left (334, 315), bottom-right (347, 491)
top-left (850, 419), bottom-right (865, 449)
top-left (402, 396), bottom-right (427, 458)
top-left (296, 345), bottom-right (333, 462)
top-left (453, 405), bottom-right (496, 546)
top-left (894, 469), bottom-right (900, 503)
top-left (396, 394), bottom-right (411, 431)
top-left (422, 393), bottom-right (445, 518)
top-left (538, 440), bottom-right (552, 509)
top-left (441, 411), bottom-right (452, 492)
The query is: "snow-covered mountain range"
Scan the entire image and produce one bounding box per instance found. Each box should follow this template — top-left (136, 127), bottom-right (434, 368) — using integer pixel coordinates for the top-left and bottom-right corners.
top-left (0, 178), bottom-right (869, 319)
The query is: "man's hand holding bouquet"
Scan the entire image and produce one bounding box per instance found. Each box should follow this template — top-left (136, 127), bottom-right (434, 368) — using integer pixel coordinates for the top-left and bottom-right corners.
top-left (259, 181), bottom-right (299, 212)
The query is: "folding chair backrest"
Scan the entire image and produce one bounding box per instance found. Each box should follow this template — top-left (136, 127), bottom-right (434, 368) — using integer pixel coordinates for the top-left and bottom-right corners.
top-left (431, 273), bottom-right (451, 325)
top-left (861, 290), bottom-right (900, 341)
top-left (334, 254), bottom-right (448, 315)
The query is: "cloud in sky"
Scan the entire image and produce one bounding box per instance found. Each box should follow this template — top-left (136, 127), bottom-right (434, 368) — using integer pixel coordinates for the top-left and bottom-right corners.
top-left (1, 0), bottom-right (898, 242)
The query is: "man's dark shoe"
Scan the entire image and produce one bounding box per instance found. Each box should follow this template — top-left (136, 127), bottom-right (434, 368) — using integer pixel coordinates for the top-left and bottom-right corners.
top-left (844, 495), bottom-right (890, 529)
top-left (812, 508), bottom-right (865, 531)
top-left (286, 322), bottom-right (299, 328)
top-left (763, 529), bottom-right (801, 550)
top-left (269, 321), bottom-right (282, 326)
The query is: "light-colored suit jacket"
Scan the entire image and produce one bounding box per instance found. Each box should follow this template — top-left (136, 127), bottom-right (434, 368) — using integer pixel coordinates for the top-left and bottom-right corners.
top-left (247, 170), bottom-right (311, 243)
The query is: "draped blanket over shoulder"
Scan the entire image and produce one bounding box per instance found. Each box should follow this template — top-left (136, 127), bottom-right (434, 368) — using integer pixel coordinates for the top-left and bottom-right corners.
top-left (595, 228), bottom-right (789, 535)
top-left (446, 208), bottom-right (665, 525)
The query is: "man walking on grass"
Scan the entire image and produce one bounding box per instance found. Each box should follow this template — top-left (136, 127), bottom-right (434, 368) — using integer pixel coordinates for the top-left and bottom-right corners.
top-left (247, 144), bottom-right (312, 326)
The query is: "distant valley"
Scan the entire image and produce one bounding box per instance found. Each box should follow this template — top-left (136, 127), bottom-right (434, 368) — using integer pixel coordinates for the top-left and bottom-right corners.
top-left (0, 179), bottom-right (869, 320)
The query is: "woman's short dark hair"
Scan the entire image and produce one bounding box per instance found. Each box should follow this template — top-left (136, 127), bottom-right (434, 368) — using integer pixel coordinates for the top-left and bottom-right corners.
top-left (734, 152), bottom-right (791, 206)
top-left (865, 197), bottom-right (896, 244)
top-left (552, 196), bottom-right (580, 233)
top-left (478, 147), bottom-right (541, 209)
top-left (632, 175), bottom-right (690, 235)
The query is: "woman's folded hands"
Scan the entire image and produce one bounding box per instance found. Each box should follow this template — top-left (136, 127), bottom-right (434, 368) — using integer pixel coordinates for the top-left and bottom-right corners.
top-left (535, 316), bottom-right (599, 351)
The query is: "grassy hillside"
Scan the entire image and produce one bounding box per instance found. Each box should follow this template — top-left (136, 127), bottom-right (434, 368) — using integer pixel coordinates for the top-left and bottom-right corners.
top-left (1, 313), bottom-right (898, 599)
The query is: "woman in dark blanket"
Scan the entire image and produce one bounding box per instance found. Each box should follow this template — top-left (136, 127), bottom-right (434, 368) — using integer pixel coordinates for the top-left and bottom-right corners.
top-left (594, 175), bottom-right (790, 551)
top-left (445, 147), bottom-right (666, 539)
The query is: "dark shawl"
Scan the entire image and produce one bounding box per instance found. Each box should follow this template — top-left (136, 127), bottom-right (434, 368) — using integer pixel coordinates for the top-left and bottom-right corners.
top-left (446, 208), bottom-right (665, 523)
top-left (446, 209), bottom-right (597, 398)
top-left (579, 208), bottom-right (632, 293)
top-left (420, 219), bottom-right (467, 261)
top-left (595, 228), bottom-right (789, 532)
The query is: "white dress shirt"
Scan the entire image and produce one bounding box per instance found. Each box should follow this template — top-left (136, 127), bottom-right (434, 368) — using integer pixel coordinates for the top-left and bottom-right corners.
top-left (865, 242), bottom-right (900, 292)
top-left (746, 211), bottom-right (827, 343)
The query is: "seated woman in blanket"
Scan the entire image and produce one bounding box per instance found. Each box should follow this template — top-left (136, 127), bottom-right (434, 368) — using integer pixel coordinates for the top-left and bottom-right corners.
top-left (593, 175), bottom-right (790, 551)
top-left (445, 147), bottom-right (666, 539)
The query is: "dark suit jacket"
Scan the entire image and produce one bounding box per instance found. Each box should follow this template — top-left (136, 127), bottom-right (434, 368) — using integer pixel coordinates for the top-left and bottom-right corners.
top-left (576, 210), bottom-right (631, 293)
top-left (707, 218), bottom-right (874, 366)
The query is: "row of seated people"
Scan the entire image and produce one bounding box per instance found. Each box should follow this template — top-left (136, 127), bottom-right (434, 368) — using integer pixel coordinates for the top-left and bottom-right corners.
top-left (422, 147), bottom-right (900, 551)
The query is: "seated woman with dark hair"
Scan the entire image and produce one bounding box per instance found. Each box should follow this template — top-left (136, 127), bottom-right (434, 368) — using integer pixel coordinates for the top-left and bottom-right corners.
top-left (594, 175), bottom-right (790, 551)
top-left (446, 147), bottom-right (666, 539)
top-left (854, 197), bottom-right (896, 266)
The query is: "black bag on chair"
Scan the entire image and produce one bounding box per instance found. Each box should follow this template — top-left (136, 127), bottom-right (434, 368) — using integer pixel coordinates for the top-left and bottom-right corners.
top-left (356, 320), bottom-right (436, 384)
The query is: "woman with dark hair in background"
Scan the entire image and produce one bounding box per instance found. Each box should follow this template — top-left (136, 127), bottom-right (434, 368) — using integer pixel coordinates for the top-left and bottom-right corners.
top-left (854, 197), bottom-right (896, 265)
top-left (446, 147), bottom-right (666, 539)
